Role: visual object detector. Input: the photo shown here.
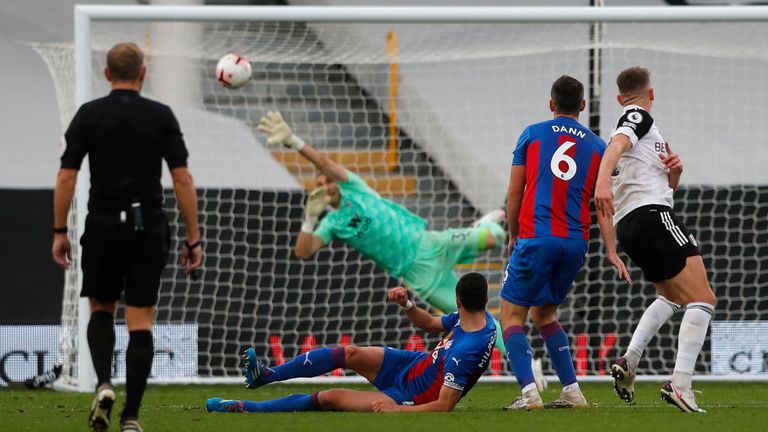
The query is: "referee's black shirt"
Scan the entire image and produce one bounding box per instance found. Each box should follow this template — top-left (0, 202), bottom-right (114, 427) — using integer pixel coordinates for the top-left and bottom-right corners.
top-left (61, 89), bottom-right (189, 213)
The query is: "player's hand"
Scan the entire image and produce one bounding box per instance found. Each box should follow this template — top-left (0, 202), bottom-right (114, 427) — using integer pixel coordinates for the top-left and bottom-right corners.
top-left (52, 233), bottom-right (72, 269)
top-left (306, 187), bottom-right (330, 220)
top-left (387, 287), bottom-right (409, 307)
top-left (659, 142), bottom-right (682, 174)
top-left (257, 111), bottom-right (303, 150)
top-left (371, 399), bottom-right (400, 413)
top-left (507, 236), bottom-right (517, 257)
top-left (181, 241), bottom-right (203, 276)
top-left (594, 180), bottom-right (615, 220)
top-left (607, 251), bottom-right (632, 284)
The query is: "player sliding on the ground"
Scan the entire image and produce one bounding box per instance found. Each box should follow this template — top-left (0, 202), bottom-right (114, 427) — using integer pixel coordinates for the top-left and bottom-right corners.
top-left (257, 111), bottom-right (508, 352)
top-left (500, 76), bottom-right (626, 411)
top-left (594, 67), bottom-right (717, 413)
top-left (207, 273), bottom-right (496, 413)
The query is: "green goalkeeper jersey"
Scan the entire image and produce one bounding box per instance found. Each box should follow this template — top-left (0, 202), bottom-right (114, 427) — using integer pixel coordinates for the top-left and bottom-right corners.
top-left (314, 171), bottom-right (427, 278)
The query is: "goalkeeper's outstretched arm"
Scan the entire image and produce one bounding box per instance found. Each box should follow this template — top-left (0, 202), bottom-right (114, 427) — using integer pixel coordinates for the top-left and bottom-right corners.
top-left (258, 111), bottom-right (348, 182)
top-left (294, 187), bottom-right (329, 260)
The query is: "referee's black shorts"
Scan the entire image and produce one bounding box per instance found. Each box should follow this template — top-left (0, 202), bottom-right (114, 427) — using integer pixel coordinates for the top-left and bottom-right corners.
top-left (616, 204), bottom-right (700, 283)
top-left (80, 209), bottom-right (170, 307)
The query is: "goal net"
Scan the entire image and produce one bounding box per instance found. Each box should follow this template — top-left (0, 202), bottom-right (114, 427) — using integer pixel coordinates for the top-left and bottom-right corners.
top-left (37, 6), bottom-right (768, 390)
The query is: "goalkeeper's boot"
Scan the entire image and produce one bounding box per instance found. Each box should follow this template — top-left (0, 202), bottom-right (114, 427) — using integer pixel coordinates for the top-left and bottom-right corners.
top-left (120, 417), bottom-right (144, 432)
top-left (610, 356), bottom-right (636, 403)
top-left (503, 389), bottom-right (543, 411)
top-left (544, 387), bottom-right (588, 409)
top-left (207, 397), bottom-right (247, 413)
top-left (471, 209), bottom-right (506, 227)
top-left (532, 357), bottom-right (548, 392)
top-left (660, 381), bottom-right (706, 413)
top-left (88, 383), bottom-right (115, 432)
top-left (243, 347), bottom-right (268, 389)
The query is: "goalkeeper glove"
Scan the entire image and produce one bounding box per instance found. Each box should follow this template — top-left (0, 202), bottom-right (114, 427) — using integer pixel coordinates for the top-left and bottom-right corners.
top-left (301, 187), bottom-right (330, 233)
top-left (257, 110), bottom-right (306, 151)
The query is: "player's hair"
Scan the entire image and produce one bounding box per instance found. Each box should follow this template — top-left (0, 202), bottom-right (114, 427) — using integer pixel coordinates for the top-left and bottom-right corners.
top-left (455, 272), bottom-right (488, 312)
top-left (616, 66), bottom-right (651, 96)
top-left (550, 75), bottom-right (584, 115)
top-left (107, 42), bottom-right (145, 82)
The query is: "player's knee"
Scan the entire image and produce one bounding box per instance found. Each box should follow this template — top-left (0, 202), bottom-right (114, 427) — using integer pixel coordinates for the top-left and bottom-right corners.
top-left (701, 290), bottom-right (717, 307)
top-left (316, 389), bottom-right (341, 410)
top-left (344, 345), bottom-right (360, 363)
top-left (530, 310), bottom-right (557, 329)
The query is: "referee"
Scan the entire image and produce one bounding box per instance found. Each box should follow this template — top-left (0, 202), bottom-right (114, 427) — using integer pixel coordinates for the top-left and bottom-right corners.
top-left (52, 42), bottom-right (202, 432)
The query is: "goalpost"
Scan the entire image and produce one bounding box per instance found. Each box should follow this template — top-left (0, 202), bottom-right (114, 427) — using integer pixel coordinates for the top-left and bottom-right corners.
top-left (42, 5), bottom-right (768, 392)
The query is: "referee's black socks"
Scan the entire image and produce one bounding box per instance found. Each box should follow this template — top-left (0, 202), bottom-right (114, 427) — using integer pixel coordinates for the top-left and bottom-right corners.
top-left (122, 330), bottom-right (154, 421)
top-left (87, 310), bottom-right (115, 387)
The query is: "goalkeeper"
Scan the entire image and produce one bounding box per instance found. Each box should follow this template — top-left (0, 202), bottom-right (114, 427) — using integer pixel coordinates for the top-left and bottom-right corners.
top-left (258, 111), bottom-right (507, 350)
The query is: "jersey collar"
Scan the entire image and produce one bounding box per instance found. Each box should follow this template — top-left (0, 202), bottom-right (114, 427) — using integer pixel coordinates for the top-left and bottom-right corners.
top-left (622, 104), bottom-right (645, 112)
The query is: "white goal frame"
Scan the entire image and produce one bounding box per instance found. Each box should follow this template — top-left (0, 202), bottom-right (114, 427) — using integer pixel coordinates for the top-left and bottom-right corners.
top-left (66, 4), bottom-right (768, 392)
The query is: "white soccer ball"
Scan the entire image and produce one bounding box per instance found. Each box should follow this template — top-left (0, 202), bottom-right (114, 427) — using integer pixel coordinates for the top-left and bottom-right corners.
top-left (215, 53), bottom-right (252, 89)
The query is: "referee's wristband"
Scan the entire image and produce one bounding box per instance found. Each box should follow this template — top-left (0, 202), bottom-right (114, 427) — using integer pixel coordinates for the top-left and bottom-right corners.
top-left (53, 226), bottom-right (67, 234)
top-left (399, 300), bottom-right (414, 311)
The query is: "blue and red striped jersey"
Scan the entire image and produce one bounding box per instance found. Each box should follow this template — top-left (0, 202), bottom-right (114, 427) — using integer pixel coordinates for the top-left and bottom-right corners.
top-left (512, 116), bottom-right (606, 240)
top-left (402, 312), bottom-right (496, 404)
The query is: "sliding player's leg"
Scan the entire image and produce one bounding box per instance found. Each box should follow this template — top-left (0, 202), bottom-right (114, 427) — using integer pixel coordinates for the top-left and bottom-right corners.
top-left (317, 389), bottom-right (397, 412)
top-left (207, 389), bottom-right (397, 413)
top-left (210, 347), bottom-right (402, 413)
top-left (655, 256), bottom-right (716, 413)
top-left (243, 346), bottom-right (345, 389)
top-left (244, 345), bottom-right (384, 389)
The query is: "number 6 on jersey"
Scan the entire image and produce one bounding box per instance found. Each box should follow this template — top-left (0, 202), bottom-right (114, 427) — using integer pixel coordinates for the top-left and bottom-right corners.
top-left (551, 140), bottom-right (577, 181)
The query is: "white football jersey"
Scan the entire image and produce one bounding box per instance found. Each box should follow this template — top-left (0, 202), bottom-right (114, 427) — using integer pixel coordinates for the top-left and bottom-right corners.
top-left (609, 104), bottom-right (674, 224)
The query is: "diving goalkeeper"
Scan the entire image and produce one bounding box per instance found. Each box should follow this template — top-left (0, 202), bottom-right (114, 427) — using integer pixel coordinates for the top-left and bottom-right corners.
top-left (258, 111), bottom-right (507, 350)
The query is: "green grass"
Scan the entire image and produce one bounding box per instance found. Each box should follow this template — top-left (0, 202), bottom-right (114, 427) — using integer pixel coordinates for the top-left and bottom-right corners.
top-left (2, 381), bottom-right (767, 432)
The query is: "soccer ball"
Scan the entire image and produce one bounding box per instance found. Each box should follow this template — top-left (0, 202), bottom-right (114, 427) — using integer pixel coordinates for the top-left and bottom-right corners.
top-left (215, 53), bottom-right (252, 89)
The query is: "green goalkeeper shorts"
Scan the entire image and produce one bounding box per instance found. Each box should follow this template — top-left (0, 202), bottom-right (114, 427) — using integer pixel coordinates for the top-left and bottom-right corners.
top-left (403, 222), bottom-right (503, 302)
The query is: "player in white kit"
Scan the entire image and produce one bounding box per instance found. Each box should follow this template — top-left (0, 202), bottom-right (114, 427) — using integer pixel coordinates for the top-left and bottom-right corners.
top-left (594, 67), bottom-right (717, 413)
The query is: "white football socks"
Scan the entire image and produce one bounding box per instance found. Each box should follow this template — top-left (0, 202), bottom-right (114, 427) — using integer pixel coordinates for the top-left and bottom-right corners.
top-left (562, 382), bottom-right (580, 393)
top-left (672, 302), bottom-right (714, 392)
top-left (625, 296), bottom-right (681, 370)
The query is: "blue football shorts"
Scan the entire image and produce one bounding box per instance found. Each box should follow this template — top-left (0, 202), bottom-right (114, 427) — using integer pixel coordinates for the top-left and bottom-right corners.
top-left (501, 236), bottom-right (588, 307)
top-left (372, 347), bottom-right (427, 404)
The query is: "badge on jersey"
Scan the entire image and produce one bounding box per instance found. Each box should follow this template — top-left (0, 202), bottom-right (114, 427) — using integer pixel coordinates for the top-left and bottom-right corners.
top-left (614, 108), bottom-right (654, 145)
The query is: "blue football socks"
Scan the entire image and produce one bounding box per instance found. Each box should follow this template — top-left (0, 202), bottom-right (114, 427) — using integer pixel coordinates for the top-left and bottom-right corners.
top-left (503, 325), bottom-right (536, 389)
top-left (540, 321), bottom-right (577, 386)
top-left (242, 393), bottom-right (321, 412)
top-left (264, 346), bottom-right (346, 384)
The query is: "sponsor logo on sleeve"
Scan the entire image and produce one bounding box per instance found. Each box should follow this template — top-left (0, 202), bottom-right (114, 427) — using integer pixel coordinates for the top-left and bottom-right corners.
top-left (443, 373), bottom-right (464, 391)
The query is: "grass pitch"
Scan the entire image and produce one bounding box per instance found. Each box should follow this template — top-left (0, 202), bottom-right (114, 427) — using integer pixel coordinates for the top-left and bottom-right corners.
top-left (2, 381), bottom-right (767, 432)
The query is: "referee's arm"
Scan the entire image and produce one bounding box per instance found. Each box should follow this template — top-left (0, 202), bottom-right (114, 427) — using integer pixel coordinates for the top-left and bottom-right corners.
top-left (171, 167), bottom-right (202, 275)
top-left (52, 168), bottom-right (78, 269)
